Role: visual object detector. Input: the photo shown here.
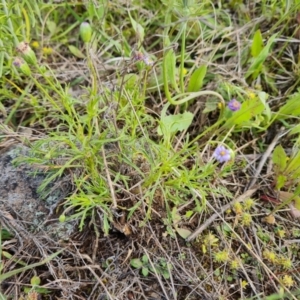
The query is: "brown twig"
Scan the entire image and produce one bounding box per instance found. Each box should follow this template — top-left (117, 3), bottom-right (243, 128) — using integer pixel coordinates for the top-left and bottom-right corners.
top-left (186, 187), bottom-right (258, 242)
top-left (246, 129), bottom-right (289, 191)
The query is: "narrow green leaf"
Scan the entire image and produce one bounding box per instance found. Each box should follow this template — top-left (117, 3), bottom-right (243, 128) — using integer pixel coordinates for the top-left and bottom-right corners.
top-left (276, 92), bottom-right (300, 120)
top-left (285, 151), bottom-right (300, 174)
top-left (258, 92), bottom-right (271, 122)
top-left (245, 34), bottom-right (277, 80)
top-left (187, 65), bottom-right (207, 92)
top-left (251, 29), bottom-right (263, 57)
top-left (128, 12), bottom-right (144, 43)
top-left (102, 213), bottom-right (110, 236)
top-left (272, 145), bottom-right (287, 172)
top-left (163, 50), bottom-right (179, 92)
top-left (0, 250), bottom-right (63, 281)
top-left (0, 51), bottom-right (3, 78)
top-left (68, 45), bottom-right (85, 59)
top-left (290, 123), bottom-right (300, 135)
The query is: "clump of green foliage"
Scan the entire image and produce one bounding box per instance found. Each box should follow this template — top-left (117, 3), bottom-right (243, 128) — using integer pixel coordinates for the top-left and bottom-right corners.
top-left (2, 0), bottom-right (300, 299)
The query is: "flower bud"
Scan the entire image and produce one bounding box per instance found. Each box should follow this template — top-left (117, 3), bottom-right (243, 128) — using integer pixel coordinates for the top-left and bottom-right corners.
top-left (16, 41), bottom-right (37, 65)
top-left (30, 276), bottom-right (41, 286)
top-left (80, 22), bottom-right (92, 43)
top-left (13, 57), bottom-right (31, 76)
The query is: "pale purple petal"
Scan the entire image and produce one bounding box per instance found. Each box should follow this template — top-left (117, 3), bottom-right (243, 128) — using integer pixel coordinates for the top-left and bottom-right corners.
top-left (228, 99), bottom-right (241, 111)
top-left (213, 145), bottom-right (231, 163)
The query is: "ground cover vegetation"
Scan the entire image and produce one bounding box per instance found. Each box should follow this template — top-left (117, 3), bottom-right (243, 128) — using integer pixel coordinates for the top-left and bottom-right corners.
top-left (1, 0), bottom-right (300, 299)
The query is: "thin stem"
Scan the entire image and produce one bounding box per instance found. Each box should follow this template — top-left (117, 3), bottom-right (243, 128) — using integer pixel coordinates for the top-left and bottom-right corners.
top-left (5, 84), bottom-right (31, 125)
top-left (163, 11), bottom-right (173, 105)
top-left (179, 22), bottom-right (186, 93)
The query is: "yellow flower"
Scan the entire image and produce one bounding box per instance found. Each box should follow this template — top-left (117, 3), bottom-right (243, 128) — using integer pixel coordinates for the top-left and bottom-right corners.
top-left (276, 229), bottom-right (286, 238)
top-left (233, 202), bottom-right (243, 215)
top-left (241, 212), bottom-right (252, 226)
top-left (31, 41), bottom-right (40, 49)
top-left (278, 257), bottom-right (292, 269)
top-left (214, 250), bottom-right (230, 263)
top-left (217, 102), bottom-right (224, 109)
top-left (241, 280), bottom-right (248, 289)
top-left (243, 198), bottom-right (255, 210)
top-left (230, 258), bottom-right (240, 270)
top-left (281, 275), bottom-right (294, 288)
top-left (43, 47), bottom-right (53, 55)
top-left (202, 232), bottom-right (219, 253)
top-left (248, 92), bottom-right (256, 99)
top-left (263, 249), bottom-right (277, 263)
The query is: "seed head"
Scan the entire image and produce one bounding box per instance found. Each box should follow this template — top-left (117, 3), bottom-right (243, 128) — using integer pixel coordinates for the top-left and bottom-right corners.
top-left (16, 41), bottom-right (37, 65)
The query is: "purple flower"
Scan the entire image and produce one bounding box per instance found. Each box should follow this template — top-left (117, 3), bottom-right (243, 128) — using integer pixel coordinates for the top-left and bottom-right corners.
top-left (133, 51), bottom-right (154, 66)
top-left (228, 99), bottom-right (241, 111)
top-left (143, 56), bottom-right (154, 66)
top-left (13, 57), bottom-right (31, 76)
top-left (213, 145), bottom-right (231, 163)
top-left (13, 57), bottom-right (23, 68)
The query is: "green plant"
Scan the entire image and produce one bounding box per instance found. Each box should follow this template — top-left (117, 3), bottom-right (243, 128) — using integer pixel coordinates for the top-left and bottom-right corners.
top-left (23, 275), bottom-right (50, 295)
top-left (245, 31), bottom-right (277, 82)
top-left (130, 254), bottom-right (172, 279)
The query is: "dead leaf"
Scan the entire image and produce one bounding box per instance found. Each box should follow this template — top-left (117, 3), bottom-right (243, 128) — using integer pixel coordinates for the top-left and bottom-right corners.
top-left (278, 191), bottom-right (300, 219)
top-left (262, 214), bottom-right (276, 224)
top-left (176, 227), bottom-right (192, 239)
top-left (113, 222), bottom-right (132, 236)
top-left (278, 191), bottom-right (296, 201)
top-left (288, 204), bottom-right (300, 219)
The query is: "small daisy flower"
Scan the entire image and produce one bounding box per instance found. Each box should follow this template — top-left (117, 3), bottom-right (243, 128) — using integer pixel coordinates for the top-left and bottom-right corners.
top-left (213, 145), bottom-right (231, 163)
top-left (228, 98), bottom-right (241, 111)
